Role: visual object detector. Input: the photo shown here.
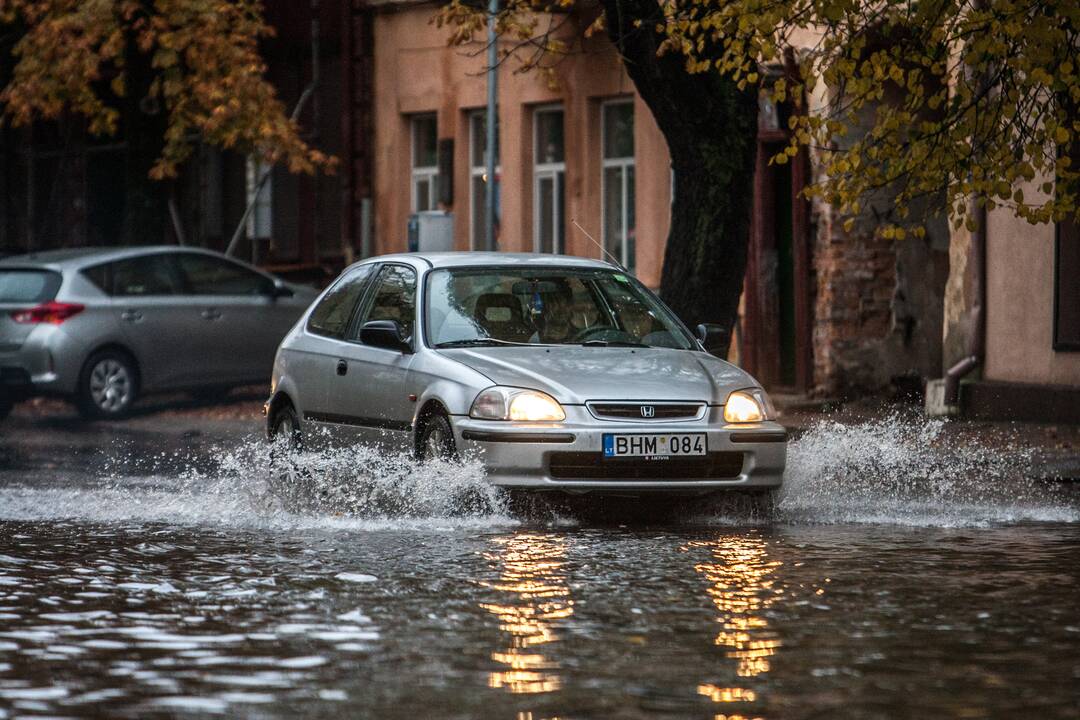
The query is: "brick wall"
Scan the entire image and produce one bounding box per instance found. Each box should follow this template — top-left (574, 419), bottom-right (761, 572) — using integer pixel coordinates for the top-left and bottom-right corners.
top-left (811, 200), bottom-right (949, 397)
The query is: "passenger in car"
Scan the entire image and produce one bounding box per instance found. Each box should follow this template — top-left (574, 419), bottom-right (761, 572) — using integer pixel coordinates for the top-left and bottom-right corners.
top-left (474, 293), bottom-right (530, 343)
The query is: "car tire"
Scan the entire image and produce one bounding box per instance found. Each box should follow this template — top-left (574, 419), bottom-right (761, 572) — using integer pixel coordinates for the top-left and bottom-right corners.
top-left (418, 413), bottom-right (457, 461)
top-left (77, 350), bottom-right (139, 420)
top-left (0, 393), bottom-right (12, 422)
top-left (267, 403), bottom-right (316, 510)
top-left (268, 403), bottom-right (303, 452)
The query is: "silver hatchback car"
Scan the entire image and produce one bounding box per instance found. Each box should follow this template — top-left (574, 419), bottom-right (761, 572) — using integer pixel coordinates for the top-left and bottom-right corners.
top-left (266, 253), bottom-right (786, 495)
top-left (0, 247), bottom-right (317, 420)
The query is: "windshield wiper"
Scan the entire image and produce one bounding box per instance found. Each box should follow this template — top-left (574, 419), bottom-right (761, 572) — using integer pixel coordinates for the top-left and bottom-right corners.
top-left (434, 338), bottom-right (531, 348)
top-left (577, 339), bottom-right (649, 347)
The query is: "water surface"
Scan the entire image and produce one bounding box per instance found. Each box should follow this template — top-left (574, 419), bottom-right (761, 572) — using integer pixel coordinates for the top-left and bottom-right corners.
top-left (1, 417), bottom-right (1077, 718)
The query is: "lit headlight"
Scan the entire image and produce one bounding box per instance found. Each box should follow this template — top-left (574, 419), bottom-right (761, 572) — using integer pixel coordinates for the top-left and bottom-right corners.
top-left (723, 389), bottom-right (773, 423)
top-left (470, 387), bottom-right (566, 422)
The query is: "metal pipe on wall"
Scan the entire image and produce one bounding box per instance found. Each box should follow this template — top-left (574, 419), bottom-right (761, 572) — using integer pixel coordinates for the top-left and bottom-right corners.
top-left (483, 0), bottom-right (498, 252)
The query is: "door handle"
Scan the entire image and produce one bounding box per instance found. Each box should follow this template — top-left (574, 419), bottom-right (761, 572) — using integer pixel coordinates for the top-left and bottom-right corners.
top-left (336, 359), bottom-right (348, 376)
top-left (120, 310), bottom-right (143, 322)
top-left (200, 308), bottom-right (222, 320)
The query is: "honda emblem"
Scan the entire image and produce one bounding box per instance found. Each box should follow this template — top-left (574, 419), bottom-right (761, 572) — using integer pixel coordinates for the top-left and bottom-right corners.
top-left (640, 405), bottom-right (656, 418)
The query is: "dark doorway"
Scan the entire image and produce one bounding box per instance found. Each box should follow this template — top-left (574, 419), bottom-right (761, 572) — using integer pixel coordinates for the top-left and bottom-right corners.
top-left (743, 105), bottom-right (812, 392)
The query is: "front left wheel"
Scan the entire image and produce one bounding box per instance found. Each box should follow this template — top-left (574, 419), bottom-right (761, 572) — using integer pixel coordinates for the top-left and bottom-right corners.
top-left (77, 350), bottom-right (138, 420)
top-left (418, 414), bottom-right (457, 461)
top-left (267, 403), bottom-right (315, 510)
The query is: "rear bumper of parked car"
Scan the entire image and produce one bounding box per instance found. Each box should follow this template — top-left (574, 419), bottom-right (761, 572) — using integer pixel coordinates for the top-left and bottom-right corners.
top-left (0, 327), bottom-right (83, 400)
top-left (453, 415), bottom-right (787, 494)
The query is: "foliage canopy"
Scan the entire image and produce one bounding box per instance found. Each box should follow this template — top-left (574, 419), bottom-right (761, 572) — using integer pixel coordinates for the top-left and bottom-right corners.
top-left (0, 0), bottom-right (333, 180)
top-left (438, 0), bottom-right (1080, 233)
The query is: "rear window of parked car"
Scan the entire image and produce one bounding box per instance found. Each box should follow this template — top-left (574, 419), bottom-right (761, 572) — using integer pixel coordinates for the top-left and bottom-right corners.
top-left (0, 269), bottom-right (62, 303)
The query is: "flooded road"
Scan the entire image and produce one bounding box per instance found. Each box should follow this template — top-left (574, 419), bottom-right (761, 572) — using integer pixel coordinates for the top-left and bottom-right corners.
top-left (1, 416), bottom-right (1079, 718)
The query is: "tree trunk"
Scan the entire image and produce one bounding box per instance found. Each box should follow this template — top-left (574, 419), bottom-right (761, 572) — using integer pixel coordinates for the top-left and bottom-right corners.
top-left (121, 26), bottom-right (167, 247)
top-left (602, 0), bottom-right (758, 349)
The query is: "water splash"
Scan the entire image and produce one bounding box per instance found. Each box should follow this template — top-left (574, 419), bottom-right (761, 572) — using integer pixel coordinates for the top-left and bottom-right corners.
top-left (777, 415), bottom-right (1078, 527)
top-left (0, 416), bottom-right (1075, 529)
top-left (0, 436), bottom-right (512, 530)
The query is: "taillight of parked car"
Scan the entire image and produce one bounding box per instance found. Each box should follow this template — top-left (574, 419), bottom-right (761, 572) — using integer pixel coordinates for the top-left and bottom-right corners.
top-left (10, 302), bottom-right (85, 325)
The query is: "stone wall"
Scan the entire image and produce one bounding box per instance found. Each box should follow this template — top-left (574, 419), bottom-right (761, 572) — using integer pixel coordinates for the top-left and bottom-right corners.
top-left (811, 200), bottom-right (950, 397)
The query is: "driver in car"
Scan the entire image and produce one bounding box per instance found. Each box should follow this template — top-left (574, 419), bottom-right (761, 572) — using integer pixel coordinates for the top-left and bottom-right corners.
top-left (531, 289), bottom-right (574, 343)
top-left (569, 293), bottom-right (600, 334)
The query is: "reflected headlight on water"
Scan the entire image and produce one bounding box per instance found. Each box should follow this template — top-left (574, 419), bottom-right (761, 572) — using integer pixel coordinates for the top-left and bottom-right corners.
top-left (470, 387), bottom-right (566, 422)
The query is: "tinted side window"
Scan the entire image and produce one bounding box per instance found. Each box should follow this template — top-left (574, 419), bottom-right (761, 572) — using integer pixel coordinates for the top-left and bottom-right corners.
top-left (82, 264), bottom-right (111, 295)
top-left (362, 265), bottom-right (417, 341)
top-left (110, 255), bottom-right (183, 297)
top-left (176, 254), bottom-right (271, 295)
top-left (307, 265), bottom-right (376, 339)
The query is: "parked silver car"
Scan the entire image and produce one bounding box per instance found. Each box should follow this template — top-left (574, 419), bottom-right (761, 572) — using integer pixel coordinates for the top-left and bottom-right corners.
top-left (0, 247), bottom-right (318, 419)
top-left (266, 253), bottom-right (786, 495)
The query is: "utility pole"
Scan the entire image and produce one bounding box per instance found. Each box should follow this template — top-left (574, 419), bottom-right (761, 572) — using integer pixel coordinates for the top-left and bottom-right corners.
top-left (483, 0), bottom-right (498, 251)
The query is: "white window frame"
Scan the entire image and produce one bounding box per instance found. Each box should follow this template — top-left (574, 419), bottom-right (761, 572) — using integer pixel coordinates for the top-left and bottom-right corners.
top-left (533, 104), bottom-right (566, 254)
top-left (411, 113), bottom-right (438, 213)
top-left (601, 99), bottom-right (635, 270)
top-left (245, 156), bottom-right (273, 240)
top-left (469, 111), bottom-right (501, 250)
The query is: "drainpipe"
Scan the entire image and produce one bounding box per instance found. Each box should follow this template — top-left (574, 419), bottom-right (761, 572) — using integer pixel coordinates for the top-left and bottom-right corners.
top-left (944, 9), bottom-right (989, 410)
top-left (943, 200), bottom-right (986, 405)
top-left (483, 0), bottom-right (498, 252)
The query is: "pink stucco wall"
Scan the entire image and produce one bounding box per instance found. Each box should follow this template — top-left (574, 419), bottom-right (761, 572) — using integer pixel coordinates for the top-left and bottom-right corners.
top-left (371, 6), bottom-right (672, 287)
top-left (984, 206), bottom-right (1080, 386)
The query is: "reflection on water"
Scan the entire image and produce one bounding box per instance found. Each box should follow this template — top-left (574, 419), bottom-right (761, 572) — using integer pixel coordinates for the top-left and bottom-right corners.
top-left (0, 521), bottom-right (1078, 718)
top-left (479, 534), bottom-right (574, 694)
top-left (685, 533), bottom-right (782, 718)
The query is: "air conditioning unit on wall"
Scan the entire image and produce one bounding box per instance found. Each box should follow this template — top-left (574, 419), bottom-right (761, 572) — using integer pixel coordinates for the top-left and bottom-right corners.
top-left (408, 211), bottom-right (454, 253)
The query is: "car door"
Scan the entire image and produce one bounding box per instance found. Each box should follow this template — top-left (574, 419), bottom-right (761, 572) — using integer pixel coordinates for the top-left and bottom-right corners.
top-left (317, 263), bottom-right (419, 451)
top-left (288, 263), bottom-right (379, 448)
top-left (104, 253), bottom-right (202, 391)
top-left (173, 252), bottom-right (285, 383)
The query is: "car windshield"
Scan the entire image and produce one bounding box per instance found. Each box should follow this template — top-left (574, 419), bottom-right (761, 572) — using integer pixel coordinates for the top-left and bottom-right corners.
top-left (425, 267), bottom-right (695, 349)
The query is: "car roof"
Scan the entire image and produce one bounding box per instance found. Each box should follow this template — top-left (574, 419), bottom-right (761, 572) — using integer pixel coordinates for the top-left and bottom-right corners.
top-left (370, 252), bottom-right (619, 270)
top-left (0, 246), bottom-right (234, 271)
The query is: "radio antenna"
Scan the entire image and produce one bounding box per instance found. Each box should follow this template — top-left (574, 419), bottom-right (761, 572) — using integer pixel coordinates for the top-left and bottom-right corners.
top-left (571, 218), bottom-right (627, 271)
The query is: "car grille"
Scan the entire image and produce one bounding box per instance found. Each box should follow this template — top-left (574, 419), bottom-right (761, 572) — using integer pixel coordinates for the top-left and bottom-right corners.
top-left (586, 402), bottom-right (705, 421)
top-left (548, 452), bottom-right (745, 480)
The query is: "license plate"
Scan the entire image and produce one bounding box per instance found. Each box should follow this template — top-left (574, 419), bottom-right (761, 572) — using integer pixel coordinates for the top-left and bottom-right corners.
top-left (603, 433), bottom-right (707, 458)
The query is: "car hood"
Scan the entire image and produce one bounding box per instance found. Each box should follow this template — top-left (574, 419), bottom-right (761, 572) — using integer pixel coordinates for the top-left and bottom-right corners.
top-left (439, 346), bottom-right (756, 404)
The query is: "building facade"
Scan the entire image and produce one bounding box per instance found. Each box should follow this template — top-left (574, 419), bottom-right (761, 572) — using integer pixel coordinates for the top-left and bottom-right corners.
top-left (369, 3), bottom-right (671, 289)
top-left (938, 187), bottom-right (1080, 421)
top-left (2, 0), bottom-right (1075, 405)
top-left (0, 0), bottom-right (366, 281)
top-left (368, 1), bottom-right (826, 394)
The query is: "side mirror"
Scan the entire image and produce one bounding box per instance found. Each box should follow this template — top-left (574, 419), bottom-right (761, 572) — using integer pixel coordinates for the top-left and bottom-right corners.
top-left (360, 320), bottom-right (413, 353)
top-left (696, 323), bottom-right (732, 357)
top-left (269, 278), bottom-right (294, 299)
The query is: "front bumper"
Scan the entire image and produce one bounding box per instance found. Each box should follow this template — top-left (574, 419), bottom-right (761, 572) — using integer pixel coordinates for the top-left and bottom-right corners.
top-left (453, 408), bottom-right (786, 494)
